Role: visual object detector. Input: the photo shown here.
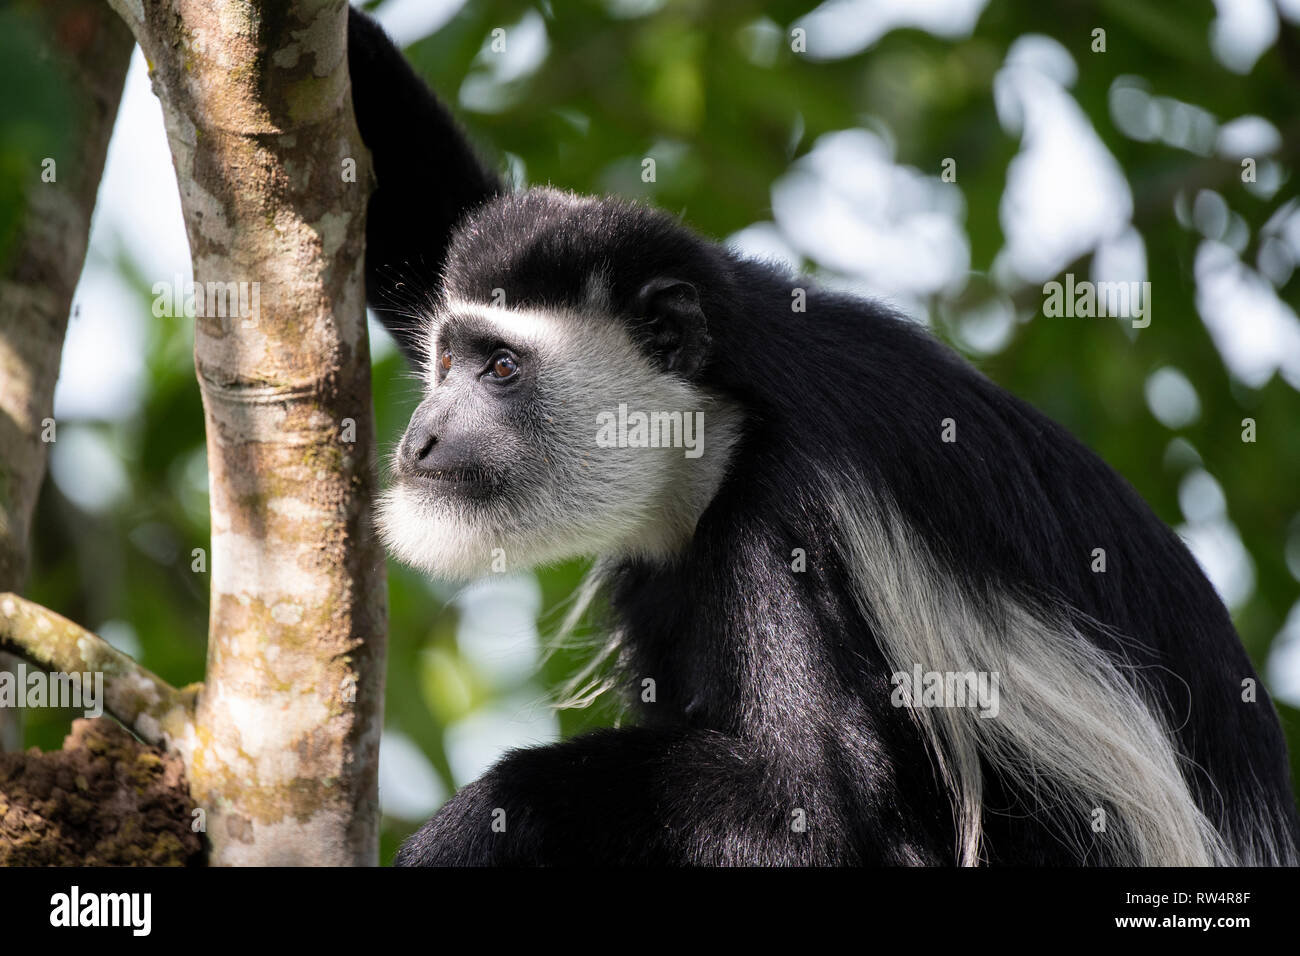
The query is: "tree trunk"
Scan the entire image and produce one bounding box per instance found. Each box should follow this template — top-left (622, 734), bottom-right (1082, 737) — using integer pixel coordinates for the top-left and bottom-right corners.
top-left (104, 0), bottom-right (385, 865)
top-left (0, 0), bottom-right (133, 751)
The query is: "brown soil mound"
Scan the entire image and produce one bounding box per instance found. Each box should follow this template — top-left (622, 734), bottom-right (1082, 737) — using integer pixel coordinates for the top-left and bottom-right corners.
top-left (0, 717), bottom-right (203, 865)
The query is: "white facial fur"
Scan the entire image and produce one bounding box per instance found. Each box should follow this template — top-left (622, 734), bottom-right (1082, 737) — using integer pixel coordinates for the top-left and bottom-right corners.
top-left (378, 297), bottom-right (744, 580)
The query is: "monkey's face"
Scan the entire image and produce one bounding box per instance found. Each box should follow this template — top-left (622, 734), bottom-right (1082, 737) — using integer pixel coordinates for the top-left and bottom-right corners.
top-left (377, 299), bottom-right (741, 580)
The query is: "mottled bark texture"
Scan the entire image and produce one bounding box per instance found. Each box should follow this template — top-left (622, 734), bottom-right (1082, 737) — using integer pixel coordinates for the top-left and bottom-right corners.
top-left (0, 0), bottom-right (133, 752)
top-left (104, 0), bottom-right (386, 864)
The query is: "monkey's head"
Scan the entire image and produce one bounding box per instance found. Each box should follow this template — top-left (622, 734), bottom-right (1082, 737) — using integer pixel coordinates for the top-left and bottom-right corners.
top-left (377, 190), bottom-right (745, 580)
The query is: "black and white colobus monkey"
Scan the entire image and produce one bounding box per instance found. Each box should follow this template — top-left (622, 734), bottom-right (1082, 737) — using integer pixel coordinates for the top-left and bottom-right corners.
top-left (347, 9), bottom-right (1300, 866)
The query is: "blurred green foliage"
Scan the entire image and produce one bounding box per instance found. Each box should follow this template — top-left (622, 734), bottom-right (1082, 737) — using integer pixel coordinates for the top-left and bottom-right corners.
top-left (7, 0), bottom-right (1300, 860)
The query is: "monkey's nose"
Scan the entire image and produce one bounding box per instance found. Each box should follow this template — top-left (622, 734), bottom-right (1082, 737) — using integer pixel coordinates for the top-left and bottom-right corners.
top-left (399, 424), bottom-right (440, 476)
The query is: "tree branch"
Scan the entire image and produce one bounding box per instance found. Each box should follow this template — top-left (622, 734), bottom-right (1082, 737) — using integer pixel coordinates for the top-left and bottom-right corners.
top-left (0, 593), bottom-right (196, 750)
top-left (0, 0), bottom-right (134, 751)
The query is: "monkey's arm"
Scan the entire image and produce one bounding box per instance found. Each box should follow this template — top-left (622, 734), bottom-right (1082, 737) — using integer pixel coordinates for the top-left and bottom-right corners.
top-left (347, 7), bottom-right (503, 361)
top-left (394, 726), bottom-right (944, 865)
top-left (395, 727), bottom-right (797, 865)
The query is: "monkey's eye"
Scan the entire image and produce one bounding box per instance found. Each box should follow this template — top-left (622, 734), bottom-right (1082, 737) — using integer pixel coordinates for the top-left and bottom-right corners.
top-left (488, 351), bottom-right (519, 380)
top-left (439, 350), bottom-right (452, 372)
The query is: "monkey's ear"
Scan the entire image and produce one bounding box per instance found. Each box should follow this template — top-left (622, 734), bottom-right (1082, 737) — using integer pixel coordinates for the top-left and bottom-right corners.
top-left (635, 277), bottom-right (711, 378)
